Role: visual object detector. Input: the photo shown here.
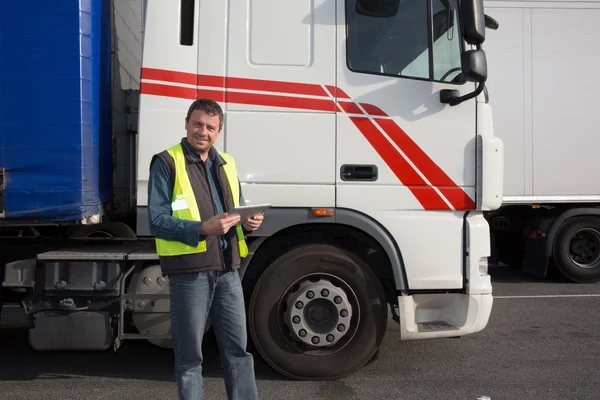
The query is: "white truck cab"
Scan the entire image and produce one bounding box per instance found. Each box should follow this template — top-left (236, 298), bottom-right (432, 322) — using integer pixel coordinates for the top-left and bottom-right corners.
top-left (134, 0), bottom-right (503, 379)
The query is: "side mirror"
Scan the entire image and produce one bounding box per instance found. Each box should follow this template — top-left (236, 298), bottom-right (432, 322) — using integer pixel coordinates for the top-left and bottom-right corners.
top-left (461, 49), bottom-right (487, 82)
top-left (440, 49), bottom-right (487, 106)
top-left (355, 0), bottom-right (399, 18)
top-left (461, 0), bottom-right (486, 45)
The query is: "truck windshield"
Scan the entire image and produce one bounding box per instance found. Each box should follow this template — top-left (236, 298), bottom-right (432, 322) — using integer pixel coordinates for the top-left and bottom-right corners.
top-left (346, 0), bottom-right (463, 83)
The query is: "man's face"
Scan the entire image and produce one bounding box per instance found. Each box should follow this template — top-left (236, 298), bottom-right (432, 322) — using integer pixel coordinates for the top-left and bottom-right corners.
top-left (185, 109), bottom-right (222, 154)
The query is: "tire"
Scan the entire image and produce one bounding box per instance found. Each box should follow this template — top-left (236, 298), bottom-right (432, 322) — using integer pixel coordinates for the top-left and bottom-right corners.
top-left (247, 243), bottom-right (388, 380)
top-left (553, 216), bottom-right (600, 283)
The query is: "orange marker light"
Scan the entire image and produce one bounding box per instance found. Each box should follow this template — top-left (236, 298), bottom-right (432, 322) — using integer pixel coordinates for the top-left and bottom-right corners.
top-left (311, 208), bottom-right (334, 217)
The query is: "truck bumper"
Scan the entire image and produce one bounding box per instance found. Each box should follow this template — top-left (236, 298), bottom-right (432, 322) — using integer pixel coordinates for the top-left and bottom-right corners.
top-left (397, 293), bottom-right (493, 341)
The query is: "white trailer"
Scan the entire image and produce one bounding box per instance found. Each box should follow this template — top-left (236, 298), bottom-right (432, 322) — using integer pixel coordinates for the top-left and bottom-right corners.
top-left (484, 0), bottom-right (600, 282)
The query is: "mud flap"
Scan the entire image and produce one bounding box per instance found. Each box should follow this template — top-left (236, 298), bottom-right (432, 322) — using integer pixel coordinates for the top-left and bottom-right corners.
top-left (521, 215), bottom-right (556, 279)
top-left (522, 237), bottom-right (550, 278)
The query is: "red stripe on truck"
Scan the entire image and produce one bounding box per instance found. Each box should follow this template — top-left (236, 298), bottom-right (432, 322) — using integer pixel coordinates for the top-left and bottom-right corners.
top-left (374, 119), bottom-right (476, 210)
top-left (142, 68), bottom-right (197, 86)
top-left (226, 91), bottom-right (337, 112)
top-left (142, 67), bottom-right (327, 97)
top-left (359, 103), bottom-right (387, 117)
top-left (349, 117), bottom-right (451, 210)
top-left (337, 101), bottom-right (364, 115)
top-left (141, 82), bottom-right (336, 112)
top-left (140, 67), bottom-right (475, 210)
top-left (220, 76), bottom-right (327, 97)
top-left (325, 85), bottom-right (351, 99)
top-left (141, 82), bottom-right (198, 100)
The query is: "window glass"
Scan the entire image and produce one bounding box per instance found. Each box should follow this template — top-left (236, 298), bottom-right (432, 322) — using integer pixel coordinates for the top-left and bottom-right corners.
top-left (346, 0), bottom-right (464, 83)
top-left (346, 0), bottom-right (430, 79)
top-left (432, 0), bottom-right (463, 82)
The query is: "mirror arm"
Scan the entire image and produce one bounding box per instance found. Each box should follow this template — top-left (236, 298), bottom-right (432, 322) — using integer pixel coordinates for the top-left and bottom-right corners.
top-left (444, 81), bottom-right (486, 106)
top-left (485, 14), bottom-right (499, 30)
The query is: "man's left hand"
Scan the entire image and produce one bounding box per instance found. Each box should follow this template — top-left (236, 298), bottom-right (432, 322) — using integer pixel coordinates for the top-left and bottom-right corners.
top-left (243, 214), bottom-right (264, 231)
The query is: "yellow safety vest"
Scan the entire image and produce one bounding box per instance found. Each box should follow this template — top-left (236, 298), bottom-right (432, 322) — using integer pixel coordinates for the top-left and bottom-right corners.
top-left (155, 143), bottom-right (249, 258)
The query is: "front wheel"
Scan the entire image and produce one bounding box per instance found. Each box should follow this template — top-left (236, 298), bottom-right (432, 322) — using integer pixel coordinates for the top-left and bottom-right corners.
top-left (247, 244), bottom-right (388, 380)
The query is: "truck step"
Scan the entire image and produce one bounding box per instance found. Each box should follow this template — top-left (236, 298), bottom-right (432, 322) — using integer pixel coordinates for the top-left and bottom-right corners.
top-left (417, 321), bottom-right (459, 332)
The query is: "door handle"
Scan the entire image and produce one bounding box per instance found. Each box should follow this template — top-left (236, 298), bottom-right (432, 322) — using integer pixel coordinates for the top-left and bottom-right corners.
top-left (340, 164), bottom-right (378, 181)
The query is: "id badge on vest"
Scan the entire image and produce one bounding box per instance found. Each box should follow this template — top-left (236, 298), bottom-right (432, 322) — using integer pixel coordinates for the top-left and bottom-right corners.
top-left (171, 194), bottom-right (189, 211)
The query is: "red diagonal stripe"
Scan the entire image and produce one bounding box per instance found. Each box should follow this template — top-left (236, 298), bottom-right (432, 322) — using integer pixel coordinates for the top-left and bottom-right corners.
top-left (334, 86), bottom-right (351, 99)
top-left (435, 186), bottom-right (476, 210)
top-left (324, 85), bottom-right (351, 99)
top-left (338, 101), bottom-right (364, 114)
top-left (140, 68), bottom-right (472, 210)
top-left (360, 103), bottom-right (387, 117)
top-left (374, 118), bottom-right (475, 210)
top-left (349, 117), bottom-right (450, 210)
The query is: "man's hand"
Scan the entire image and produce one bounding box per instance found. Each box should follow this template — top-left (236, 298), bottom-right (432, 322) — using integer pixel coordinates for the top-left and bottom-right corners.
top-left (200, 213), bottom-right (241, 236)
top-left (243, 213), bottom-right (264, 232)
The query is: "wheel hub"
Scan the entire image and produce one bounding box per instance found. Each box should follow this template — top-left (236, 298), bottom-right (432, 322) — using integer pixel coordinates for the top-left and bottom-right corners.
top-left (284, 278), bottom-right (352, 347)
top-left (569, 228), bottom-right (600, 268)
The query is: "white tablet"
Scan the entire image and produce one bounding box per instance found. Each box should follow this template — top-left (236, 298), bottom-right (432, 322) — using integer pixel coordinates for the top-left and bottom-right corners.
top-left (228, 204), bottom-right (272, 224)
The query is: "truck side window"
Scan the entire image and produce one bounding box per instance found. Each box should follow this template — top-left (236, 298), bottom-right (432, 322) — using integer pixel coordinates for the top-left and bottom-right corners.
top-left (431, 0), bottom-right (463, 83)
top-left (346, 0), bottom-right (464, 84)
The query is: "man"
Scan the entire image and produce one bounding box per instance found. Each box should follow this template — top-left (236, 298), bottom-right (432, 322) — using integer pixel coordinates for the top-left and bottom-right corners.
top-left (147, 98), bottom-right (263, 400)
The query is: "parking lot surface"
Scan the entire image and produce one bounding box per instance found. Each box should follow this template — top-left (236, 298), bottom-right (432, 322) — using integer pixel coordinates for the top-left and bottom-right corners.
top-left (1, 265), bottom-right (599, 400)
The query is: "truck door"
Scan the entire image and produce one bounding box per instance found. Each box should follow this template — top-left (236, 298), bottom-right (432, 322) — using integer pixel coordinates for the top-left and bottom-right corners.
top-left (335, 0), bottom-right (477, 290)
top-left (224, 0), bottom-right (337, 207)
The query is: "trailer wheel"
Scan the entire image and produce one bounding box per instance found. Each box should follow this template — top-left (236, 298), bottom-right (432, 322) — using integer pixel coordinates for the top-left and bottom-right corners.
top-left (553, 217), bottom-right (600, 283)
top-left (247, 244), bottom-right (388, 380)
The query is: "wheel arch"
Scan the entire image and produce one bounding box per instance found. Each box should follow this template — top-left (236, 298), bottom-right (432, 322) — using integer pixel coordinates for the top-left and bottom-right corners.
top-left (66, 221), bottom-right (137, 239)
top-left (239, 207), bottom-right (408, 294)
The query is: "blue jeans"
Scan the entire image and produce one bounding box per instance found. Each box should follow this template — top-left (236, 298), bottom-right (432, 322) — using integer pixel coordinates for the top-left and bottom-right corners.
top-left (169, 268), bottom-right (259, 400)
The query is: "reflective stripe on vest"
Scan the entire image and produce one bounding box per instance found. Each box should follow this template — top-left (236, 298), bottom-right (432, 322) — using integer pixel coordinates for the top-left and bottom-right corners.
top-left (154, 143), bottom-right (248, 258)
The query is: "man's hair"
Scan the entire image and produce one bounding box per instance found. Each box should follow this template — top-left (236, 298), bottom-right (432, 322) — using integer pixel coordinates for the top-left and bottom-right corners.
top-left (185, 98), bottom-right (224, 130)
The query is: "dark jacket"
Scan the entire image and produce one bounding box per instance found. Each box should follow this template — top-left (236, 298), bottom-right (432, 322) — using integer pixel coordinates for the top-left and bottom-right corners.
top-left (147, 138), bottom-right (247, 275)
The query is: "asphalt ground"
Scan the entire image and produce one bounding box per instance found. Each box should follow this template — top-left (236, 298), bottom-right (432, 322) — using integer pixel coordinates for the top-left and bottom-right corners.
top-left (1, 264), bottom-right (599, 400)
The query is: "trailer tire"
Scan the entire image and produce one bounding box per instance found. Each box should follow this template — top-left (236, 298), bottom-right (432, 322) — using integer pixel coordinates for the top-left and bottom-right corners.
top-left (247, 244), bottom-right (388, 380)
top-left (553, 216), bottom-right (600, 283)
